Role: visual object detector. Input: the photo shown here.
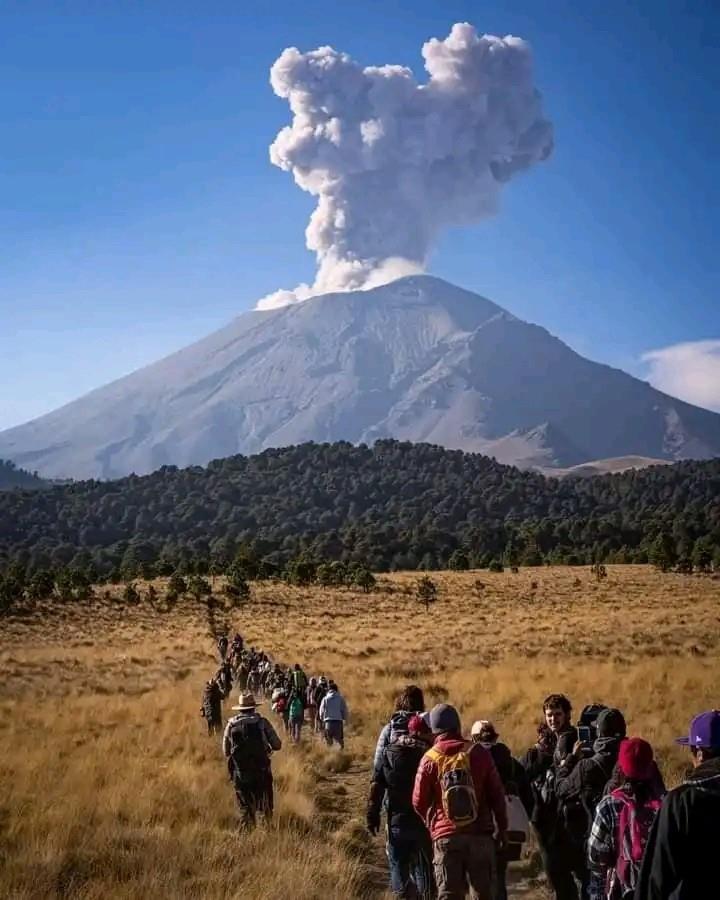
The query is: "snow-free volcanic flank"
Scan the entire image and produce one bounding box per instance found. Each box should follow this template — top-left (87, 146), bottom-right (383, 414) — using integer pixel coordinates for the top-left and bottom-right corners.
top-left (259, 23), bottom-right (553, 309)
top-left (2, 276), bottom-right (720, 481)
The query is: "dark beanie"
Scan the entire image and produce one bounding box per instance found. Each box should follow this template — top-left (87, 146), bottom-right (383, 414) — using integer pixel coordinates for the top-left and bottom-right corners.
top-left (429, 703), bottom-right (461, 735)
top-left (597, 708), bottom-right (627, 739)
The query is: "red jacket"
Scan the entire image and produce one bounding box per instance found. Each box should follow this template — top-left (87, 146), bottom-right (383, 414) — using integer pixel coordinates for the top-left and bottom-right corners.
top-left (412, 736), bottom-right (508, 840)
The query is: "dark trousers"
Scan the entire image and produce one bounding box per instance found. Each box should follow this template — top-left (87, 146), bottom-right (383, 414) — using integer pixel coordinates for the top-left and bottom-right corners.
top-left (493, 851), bottom-right (508, 900)
top-left (324, 719), bottom-right (344, 748)
top-left (387, 825), bottom-right (435, 898)
top-left (233, 770), bottom-right (273, 829)
top-left (538, 835), bottom-right (589, 900)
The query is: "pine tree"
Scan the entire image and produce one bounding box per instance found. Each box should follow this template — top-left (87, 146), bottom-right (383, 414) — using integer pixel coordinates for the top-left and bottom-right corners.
top-left (448, 549), bottom-right (470, 571)
top-left (649, 533), bottom-right (677, 573)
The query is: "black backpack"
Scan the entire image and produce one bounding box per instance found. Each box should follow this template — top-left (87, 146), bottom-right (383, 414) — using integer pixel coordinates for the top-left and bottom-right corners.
top-left (228, 717), bottom-right (270, 783)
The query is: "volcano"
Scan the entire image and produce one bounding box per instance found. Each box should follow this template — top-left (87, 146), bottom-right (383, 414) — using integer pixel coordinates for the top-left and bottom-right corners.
top-left (2, 275), bottom-right (720, 480)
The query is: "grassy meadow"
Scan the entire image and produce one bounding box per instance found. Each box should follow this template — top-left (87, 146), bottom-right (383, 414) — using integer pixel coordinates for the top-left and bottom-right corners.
top-left (1, 565), bottom-right (719, 899)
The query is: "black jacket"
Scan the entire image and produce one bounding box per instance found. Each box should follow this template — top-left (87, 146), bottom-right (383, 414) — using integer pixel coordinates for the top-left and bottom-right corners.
top-left (522, 726), bottom-right (578, 838)
top-left (555, 736), bottom-right (620, 845)
top-left (368, 735), bottom-right (428, 833)
top-left (634, 756), bottom-right (720, 900)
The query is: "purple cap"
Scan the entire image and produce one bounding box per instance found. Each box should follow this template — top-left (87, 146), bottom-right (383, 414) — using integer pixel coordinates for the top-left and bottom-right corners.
top-left (675, 710), bottom-right (720, 749)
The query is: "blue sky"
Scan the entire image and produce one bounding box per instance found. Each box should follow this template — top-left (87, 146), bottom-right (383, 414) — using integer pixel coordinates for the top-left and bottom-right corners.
top-left (2, 0), bottom-right (719, 430)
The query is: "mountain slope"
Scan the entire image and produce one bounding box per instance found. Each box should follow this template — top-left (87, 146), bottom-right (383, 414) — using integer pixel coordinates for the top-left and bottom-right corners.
top-left (2, 275), bottom-right (720, 480)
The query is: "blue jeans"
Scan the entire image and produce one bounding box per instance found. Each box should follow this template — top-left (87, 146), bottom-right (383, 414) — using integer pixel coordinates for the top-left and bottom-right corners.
top-left (387, 824), bottom-right (434, 898)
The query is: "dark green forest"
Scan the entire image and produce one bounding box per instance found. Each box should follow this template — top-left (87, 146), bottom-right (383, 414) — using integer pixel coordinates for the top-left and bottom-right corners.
top-left (0, 459), bottom-right (46, 491)
top-left (1, 441), bottom-right (719, 586)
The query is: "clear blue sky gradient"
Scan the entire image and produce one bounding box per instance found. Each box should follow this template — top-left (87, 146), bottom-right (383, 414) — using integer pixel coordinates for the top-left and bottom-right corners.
top-left (2, 1), bottom-right (718, 430)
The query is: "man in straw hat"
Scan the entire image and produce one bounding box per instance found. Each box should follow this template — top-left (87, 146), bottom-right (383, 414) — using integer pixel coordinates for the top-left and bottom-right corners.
top-left (222, 690), bottom-right (282, 829)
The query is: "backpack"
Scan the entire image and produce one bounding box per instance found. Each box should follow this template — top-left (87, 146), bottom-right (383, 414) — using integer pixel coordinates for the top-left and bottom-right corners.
top-left (426, 745), bottom-right (479, 827)
top-left (227, 717), bottom-right (270, 783)
top-left (289, 697), bottom-right (303, 720)
top-left (293, 669), bottom-right (308, 693)
top-left (612, 788), bottom-right (662, 891)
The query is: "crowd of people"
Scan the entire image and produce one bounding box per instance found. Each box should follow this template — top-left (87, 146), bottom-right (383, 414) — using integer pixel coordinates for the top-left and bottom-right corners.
top-left (201, 637), bottom-right (720, 900)
top-left (199, 632), bottom-right (350, 827)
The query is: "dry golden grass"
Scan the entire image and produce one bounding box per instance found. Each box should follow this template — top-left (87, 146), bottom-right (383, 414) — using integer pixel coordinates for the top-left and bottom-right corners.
top-left (1, 565), bottom-right (718, 898)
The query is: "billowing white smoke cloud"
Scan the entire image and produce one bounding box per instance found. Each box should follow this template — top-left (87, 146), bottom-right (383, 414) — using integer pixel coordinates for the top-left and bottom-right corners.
top-left (256, 22), bottom-right (553, 310)
top-left (643, 341), bottom-right (720, 412)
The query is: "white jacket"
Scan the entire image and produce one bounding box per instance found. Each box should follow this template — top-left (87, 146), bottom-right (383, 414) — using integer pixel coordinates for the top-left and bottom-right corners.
top-left (319, 690), bottom-right (348, 723)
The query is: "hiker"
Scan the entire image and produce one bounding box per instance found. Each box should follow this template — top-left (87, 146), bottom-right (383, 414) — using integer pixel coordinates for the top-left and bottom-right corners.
top-left (413, 703), bottom-right (508, 900)
top-left (214, 663), bottom-right (233, 699)
top-left (471, 720), bottom-right (534, 900)
top-left (522, 693), bottom-right (584, 900)
top-left (373, 684), bottom-right (426, 774)
top-left (319, 680), bottom-right (348, 748)
top-left (555, 709), bottom-right (627, 891)
top-left (289, 690), bottom-right (305, 743)
top-left (217, 635), bottom-right (228, 661)
top-left (587, 738), bottom-right (665, 900)
top-left (306, 677), bottom-right (318, 731)
top-left (200, 677), bottom-right (223, 735)
top-left (291, 663), bottom-right (308, 699)
top-left (635, 709), bottom-right (720, 899)
top-left (368, 713), bottom-right (435, 899)
top-left (313, 676), bottom-right (329, 732)
top-left (222, 690), bottom-right (282, 829)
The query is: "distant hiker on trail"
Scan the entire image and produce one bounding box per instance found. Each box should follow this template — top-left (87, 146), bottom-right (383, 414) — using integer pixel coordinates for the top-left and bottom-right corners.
top-left (313, 676), bottom-right (329, 733)
top-left (635, 710), bottom-right (720, 900)
top-left (413, 703), bottom-right (508, 900)
top-left (373, 684), bottom-right (426, 774)
top-left (306, 677), bottom-right (318, 731)
top-left (289, 690), bottom-right (305, 744)
top-left (215, 662), bottom-right (233, 699)
top-left (223, 691), bottom-right (282, 829)
top-left (319, 680), bottom-right (348, 748)
top-left (217, 635), bottom-right (228, 662)
top-left (291, 663), bottom-right (308, 700)
top-left (471, 720), bottom-right (533, 900)
top-left (368, 713), bottom-right (435, 900)
top-left (200, 677), bottom-right (223, 735)
top-left (522, 693), bottom-right (583, 900)
top-left (587, 738), bottom-right (665, 900)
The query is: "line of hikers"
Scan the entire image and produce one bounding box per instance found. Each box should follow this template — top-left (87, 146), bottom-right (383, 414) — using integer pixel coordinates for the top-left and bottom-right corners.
top-left (202, 638), bottom-right (720, 899)
top-left (367, 688), bottom-right (720, 900)
top-left (199, 632), bottom-right (350, 827)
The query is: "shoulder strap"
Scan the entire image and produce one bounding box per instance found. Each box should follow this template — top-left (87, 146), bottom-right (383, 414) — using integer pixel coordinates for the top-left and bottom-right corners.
top-left (426, 747), bottom-right (444, 763)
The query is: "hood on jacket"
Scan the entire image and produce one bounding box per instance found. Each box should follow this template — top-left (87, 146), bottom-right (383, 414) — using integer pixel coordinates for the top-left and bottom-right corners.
top-left (433, 735), bottom-right (468, 755)
top-left (389, 734), bottom-right (429, 752)
top-left (389, 710), bottom-right (412, 737)
top-left (685, 756), bottom-right (720, 791)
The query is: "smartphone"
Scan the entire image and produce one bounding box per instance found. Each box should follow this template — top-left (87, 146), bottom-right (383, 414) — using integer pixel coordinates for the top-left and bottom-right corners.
top-left (577, 725), bottom-right (593, 746)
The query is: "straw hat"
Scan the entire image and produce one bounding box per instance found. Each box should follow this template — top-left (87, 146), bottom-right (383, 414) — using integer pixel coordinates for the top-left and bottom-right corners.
top-left (232, 691), bottom-right (262, 711)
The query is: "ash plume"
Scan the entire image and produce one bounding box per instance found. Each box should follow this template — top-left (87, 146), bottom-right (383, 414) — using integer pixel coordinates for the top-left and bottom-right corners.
top-left (258, 22), bottom-right (553, 310)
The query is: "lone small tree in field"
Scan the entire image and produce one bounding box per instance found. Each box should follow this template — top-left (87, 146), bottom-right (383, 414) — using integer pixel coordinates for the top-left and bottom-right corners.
top-left (591, 562), bottom-right (607, 582)
top-left (123, 582), bottom-right (140, 605)
top-left (416, 575), bottom-right (438, 612)
top-left (350, 565), bottom-right (376, 593)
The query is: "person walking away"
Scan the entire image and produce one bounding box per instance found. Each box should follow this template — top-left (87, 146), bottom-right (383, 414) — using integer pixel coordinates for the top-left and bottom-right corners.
top-left (587, 738), bottom-right (664, 900)
top-left (368, 714), bottom-right (435, 899)
top-left (635, 709), bottom-right (720, 899)
top-left (319, 680), bottom-right (348, 748)
top-left (291, 663), bottom-right (308, 700)
top-left (223, 691), bottom-right (281, 829)
top-left (471, 720), bottom-right (534, 900)
top-left (217, 635), bottom-right (229, 662)
top-left (314, 676), bottom-right (329, 732)
top-left (413, 703), bottom-right (508, 900)
top-left (523, 694), bottom-right (582, 900)
top-left (200, 677), bottom-right (223, 735)
top-left (374, 685), bottom-right (426, 773)
top-left (306, 677), bottom-right (318, 731)
top-left (289, 691), bottom-right (304, 744)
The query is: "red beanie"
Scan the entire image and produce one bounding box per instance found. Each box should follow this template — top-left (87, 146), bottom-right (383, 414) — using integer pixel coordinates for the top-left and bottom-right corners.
top-left (408, 714), bottom-right (431, 737)
top-left (618, 737), bottom-right (654, 781)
